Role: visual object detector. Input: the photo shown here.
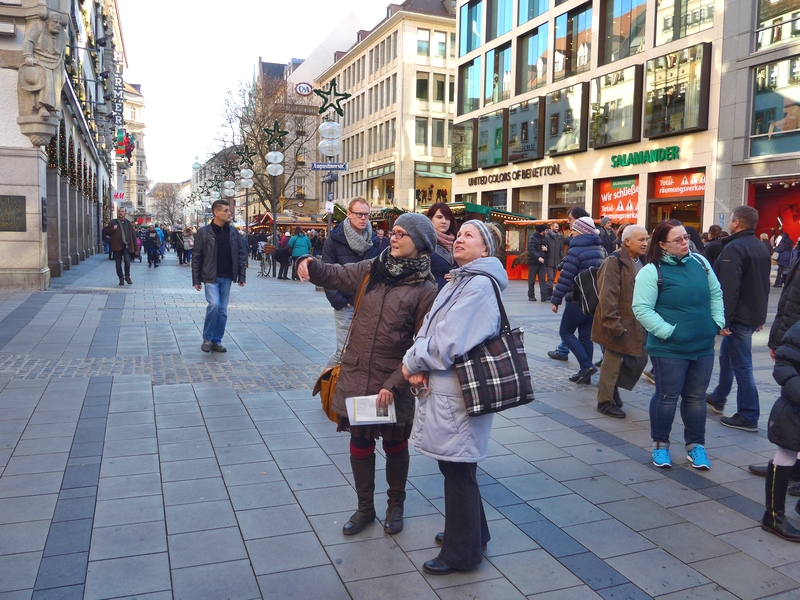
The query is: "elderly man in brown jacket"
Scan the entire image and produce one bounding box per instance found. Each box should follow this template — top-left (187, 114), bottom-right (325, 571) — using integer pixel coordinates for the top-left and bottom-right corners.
top-left (591, 225), bottom-right (650, 418)
top-left (102, 207), bottom-right (139, 286)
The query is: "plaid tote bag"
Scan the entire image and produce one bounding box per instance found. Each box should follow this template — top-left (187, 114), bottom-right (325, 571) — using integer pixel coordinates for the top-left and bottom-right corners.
top-left (455, 276), bottom-right (535, 416)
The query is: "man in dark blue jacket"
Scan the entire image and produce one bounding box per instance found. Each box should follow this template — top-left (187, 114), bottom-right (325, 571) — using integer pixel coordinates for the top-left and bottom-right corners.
top-left (527, 224), bottom-right (549, 301)
top-left (706, 206), bottom-right (771, 431)
top-left (322, 198), bottom-right (380, 367)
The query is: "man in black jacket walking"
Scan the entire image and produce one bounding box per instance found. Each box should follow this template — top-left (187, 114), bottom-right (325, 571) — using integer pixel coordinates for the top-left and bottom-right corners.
top-left (527, 225), bottom-right (549, 301)
top-left (706, 206), bottom-right (771, 431)
top-left (192, 200), bottom-right (247, 353)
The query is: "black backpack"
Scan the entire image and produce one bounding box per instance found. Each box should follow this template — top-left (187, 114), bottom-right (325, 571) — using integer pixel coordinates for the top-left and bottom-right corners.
top-left (572, 252), bottom-right (622, 316)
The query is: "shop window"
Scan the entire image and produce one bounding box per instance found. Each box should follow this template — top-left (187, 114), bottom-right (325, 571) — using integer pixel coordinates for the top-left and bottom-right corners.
top-left (655, 0), bottom-right (713, 46)
top-left (459, 56), bottom-right (483, 114)
top-left (434, 73), bottom-right (447, 102)
top-left (416, 117), bottom-right (428, 146)
top-left (518, 23), bottom-right (549, 93)
top-left (418, 29), bottom-right (430, 56)
top-left (452, 120), bottom-right (476, 172)
top-left (460, 0), bottom-right (484, 56)
top-left (589, 65), bottom-right (642, 148)
top-left (486, 43), bottom-right (512, 104)
top-left (433, 119), bottom-right (446, 147)
top-left (477, 109), bottom-right (507, 167)
top-left (544, 83), bottom-right (588, 155)
top-left (487, 0), bottom-right (513, 41)
top-left (416, 72), bottom-right (429, 101)
top-left (644, 43), bottom-right (710, 139)
top-left (757, 0), bottom-right (800, 51)
top-left (516, 186), bottom-right (543, 218)
top-left (508, 99), bottom-right (543, 162)
top-left (602, 0), bottom-right (646, 64)
top-left (433, 31), bottom-right (447, 58)
top-left (751, 57), bottom-right (800, 157)
top-left (554, 3), bottom-right (593, 81)
top-left (519, 0), bottom-right (548, 25)
top-left (548, 180), bottom-right (586, 219)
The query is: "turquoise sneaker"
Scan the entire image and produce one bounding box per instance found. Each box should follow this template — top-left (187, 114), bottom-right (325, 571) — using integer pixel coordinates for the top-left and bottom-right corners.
top-left (652, 447), bottom-right (671, 468)
top-left (687, 445), bottom-right (711, 470)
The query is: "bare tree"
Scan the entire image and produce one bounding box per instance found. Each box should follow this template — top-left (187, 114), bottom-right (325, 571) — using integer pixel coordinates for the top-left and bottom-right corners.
top-left (218, 76), bottom-right (321, 216)
top-left (150, 182), bottom-right (184, 227)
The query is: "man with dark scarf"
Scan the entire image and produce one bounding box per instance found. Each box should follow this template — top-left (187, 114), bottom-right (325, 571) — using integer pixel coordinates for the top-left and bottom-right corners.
top-left (321, 198), bottom-right (381, 367)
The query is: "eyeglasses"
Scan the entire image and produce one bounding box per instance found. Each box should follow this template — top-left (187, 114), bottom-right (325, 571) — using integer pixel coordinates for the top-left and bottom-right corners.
top-left (666, 234), bottom-right (691, 244)
top-left (349, 212), bottom-right (370, 219)
top-left (390, 231), bottom-right (409, 240)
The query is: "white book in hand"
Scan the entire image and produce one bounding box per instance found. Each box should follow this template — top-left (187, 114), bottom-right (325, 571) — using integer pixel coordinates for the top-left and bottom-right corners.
top-left (345, 395), bottom-right (397, 425)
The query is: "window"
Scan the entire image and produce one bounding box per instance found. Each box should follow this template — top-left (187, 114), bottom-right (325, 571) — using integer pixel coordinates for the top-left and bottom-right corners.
top-left (433, 31), bottom-right (447, 58)
top-left (756, 0), bottom-right (800, 51)
top-left (452, 120), bottom-right (476, 171)
top-left (380, 80), bottom-right (385, 109)
top-left (589, 65), bottom-right (642, 148)
top-left (655, 0), bottom-right (713, 46)
top-left (518, 23), bottom-right (548, 93)
top-left (387, 35), bottom-right (392, 60)
top-left (393, 31), bottom-right (398, 58)
top-left (369, 49), bottom-right (374, 73)
top-left (391, 119), bottom-right (397, 147)
top-left (486, 43), bottom-right (512, 104)
top-left (751, 57), bottom-right (800, 156)
top-left (460, 0), bottom-right (484, 55)
top-left (416, 117), bottom-right (428, 146)
top-left (416, 72), bottom-right (430, 101)
top-left (508, 100), bottom-right (542, 161)
top-left (380, 41), bottom-right (386, 66)
top-left (602, 0), bottom-right (646, 64)
top-left (433, 119), bottom-right (446, 147)
top-left (477, 110), bottom-right (506, 167)
top-left (459, 56), bottom-right (482, 114)
top-left (544, 83), bottom-right (588, 155)
top-left (644, 43), bottom-right (711, 138)
top-left (519, 0), bottom-right (548, 25)
top-left (488, 0), bottom-right (513, 40)
top-left (450, 33), bottom-right (457, 58)
top-left (418, 29), bottom-right (430, 55)
top-left (434, 73), bottom-right (447, 102)
top-left (392, 74), bottom-right (397, 103)
top-left (449, 80), bottom-right (455, 102)
top-left (554, 3), bottom-right (593, 81)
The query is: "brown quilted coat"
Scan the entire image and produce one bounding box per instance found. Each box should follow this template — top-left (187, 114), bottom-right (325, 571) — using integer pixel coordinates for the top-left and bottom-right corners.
top-left (308, 257), bottom-right (437, 422)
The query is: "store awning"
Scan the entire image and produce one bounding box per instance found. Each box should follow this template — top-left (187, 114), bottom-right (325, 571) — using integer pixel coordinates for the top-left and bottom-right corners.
top-left (415, 170), bottom-right (452, 180)
top-left (351, 173), bottom-right (384, 184)
top-left (353, 163), bottom-right (395, 184)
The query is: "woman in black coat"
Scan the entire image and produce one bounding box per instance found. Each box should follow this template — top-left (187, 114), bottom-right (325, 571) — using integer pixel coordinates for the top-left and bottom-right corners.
top-left (762, 320), bottom-right (800, 542)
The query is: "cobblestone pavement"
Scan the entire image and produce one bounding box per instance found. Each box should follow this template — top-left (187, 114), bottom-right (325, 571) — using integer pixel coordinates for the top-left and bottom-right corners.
top-left (0, 250), bottom-right (795, 599)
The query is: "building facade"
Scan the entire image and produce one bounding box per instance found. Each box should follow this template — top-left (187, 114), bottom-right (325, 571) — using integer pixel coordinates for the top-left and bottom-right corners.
top-left (0, 0), bottom-right (127, 289)
top-left (315, 0), bottom-right (457, 212)
top-left (123, 82), bottom-right (147, 219)
top-left (452, 0), bottom-right (724, 233)
top-left (716, 0), bottom-right (800, 240)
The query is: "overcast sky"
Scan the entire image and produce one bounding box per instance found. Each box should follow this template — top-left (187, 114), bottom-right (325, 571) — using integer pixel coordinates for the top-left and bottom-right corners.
top-left (116, 0), bottom-right (388, 184)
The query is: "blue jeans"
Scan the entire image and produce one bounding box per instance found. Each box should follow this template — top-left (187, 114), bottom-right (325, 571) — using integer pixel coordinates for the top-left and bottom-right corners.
top-left (203, 278), bottom-right (232, 345)
top-left (559, 301), bottom-right (594, 370)
top-left (650, 354), bottom-right (714, 447)
top-left (708, 323), bottom-right (759, 424)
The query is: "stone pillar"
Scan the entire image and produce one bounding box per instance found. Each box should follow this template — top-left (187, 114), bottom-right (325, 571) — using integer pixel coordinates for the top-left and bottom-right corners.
top-left (59, 176), bottom-right (71, 270)
top-left (46, 167), bottom-right (62, 277)
top-left (69, 183), bottom-right (79, 265)
top-left (77, 192), bottom-right (85, 261)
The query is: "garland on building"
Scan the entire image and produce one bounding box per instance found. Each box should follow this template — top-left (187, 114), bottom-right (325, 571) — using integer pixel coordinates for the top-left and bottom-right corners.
top-left (82, 159), bottom-right (88, 198)
top-left (68, 140), bottom-right (76, 186)
top-left (59, 122), bottom-right (68, 177)
top-left (46, 135), bottom-right (58, 169)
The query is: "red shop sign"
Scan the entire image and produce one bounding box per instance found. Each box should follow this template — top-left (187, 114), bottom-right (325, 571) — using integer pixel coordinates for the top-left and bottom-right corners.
top-left (653, 170), bottom-right (706, 199)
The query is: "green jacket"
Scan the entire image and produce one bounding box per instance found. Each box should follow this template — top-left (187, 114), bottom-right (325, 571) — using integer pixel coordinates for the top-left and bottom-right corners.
top-left (632, 252), bottom-right (724, 359)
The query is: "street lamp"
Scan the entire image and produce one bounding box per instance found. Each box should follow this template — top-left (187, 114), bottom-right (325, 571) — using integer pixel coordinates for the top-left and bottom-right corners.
top-left (266, 150), bottom-right (284, 277)
top-left (240, 168), bottom-right (254, 232)
top-left (318, 119), bottom-right (343, 236)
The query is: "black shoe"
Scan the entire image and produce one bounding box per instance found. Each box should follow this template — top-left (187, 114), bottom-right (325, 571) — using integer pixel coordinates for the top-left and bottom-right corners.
top-left (201, 340), bottom-right (212, 352)
top-left (706, 394), bottom-right (725, 414)
top-left (118, 279), bottom-right (124, 286)
top-left (597, 402), bottom-right (626, 418)
top-left (613, 388), bottom-right (623, 407)
top-left (125, 277), bottom-right (132, 285)
top-left (423, 558), bottom-right (456, 576)
top-left (541, 297), bottom-right (551, 302)
top-left (574, 366), bottom-right (597, 385)
top-left (720, 414), bottom-right (758, 432)
top-left (548, 350), bottom-right (568, 361)
top-left (211, 344), bottom-right (227, 353)
top-left (148, 263), bottom-right (152, 268)
top-left (749, 463), bottom-right (800, 482)
top-left (528, 297), bottom-right (537, 302)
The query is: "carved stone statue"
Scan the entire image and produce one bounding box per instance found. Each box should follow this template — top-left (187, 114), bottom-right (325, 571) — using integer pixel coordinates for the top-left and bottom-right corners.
top-left (18, 10), bottom-right (65, 119)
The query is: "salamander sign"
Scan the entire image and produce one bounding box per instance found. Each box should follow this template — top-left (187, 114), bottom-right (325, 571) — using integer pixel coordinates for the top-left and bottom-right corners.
top-left (610, 146), bottom-right (680, 168)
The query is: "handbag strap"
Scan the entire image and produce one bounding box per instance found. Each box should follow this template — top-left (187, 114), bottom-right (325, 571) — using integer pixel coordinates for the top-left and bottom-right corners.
top-left (477, 275), bottom-right (512, 335)
top-left (339, 273), bottom-right (370, 361)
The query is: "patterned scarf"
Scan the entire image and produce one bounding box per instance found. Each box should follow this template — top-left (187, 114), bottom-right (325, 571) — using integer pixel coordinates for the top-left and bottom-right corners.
top-left (343, 218), bottom-right (374, 257)
top-left (436, 230), bottom-right (454, 253)
top-left (368, 249), bottom-right (430, 290)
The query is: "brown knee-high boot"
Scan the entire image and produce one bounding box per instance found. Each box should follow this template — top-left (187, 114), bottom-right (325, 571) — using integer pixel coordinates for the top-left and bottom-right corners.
top-left (384, 447), bottom-right (409, 534)
top-left (343, 453), bottom-right (376, 536)
top-left (762, 460), bottom-right (800, 542)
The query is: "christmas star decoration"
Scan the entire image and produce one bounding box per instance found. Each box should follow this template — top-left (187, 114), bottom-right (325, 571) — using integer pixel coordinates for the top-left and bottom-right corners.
top-left (210, 174), bottom-right (223, 188)
top-left (198, 182), bottom-right (212, 195)
top-left (222, 161), bottom-right (239, 180)
top-left (264, 120), bottom-right (289, 148)
top-left (236, 145), bottom-right (257, 167)
top-left (313, 80), bottom-right (351, 117)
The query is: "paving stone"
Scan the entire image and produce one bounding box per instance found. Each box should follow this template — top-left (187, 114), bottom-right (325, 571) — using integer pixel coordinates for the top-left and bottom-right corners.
top-left (323, 535), bottom-right (414, 582)
top-left (220, 461), bottom-right (283, 487)
top-left (294, 485), bottom-right (356, 516)
top-left (719, 527), bottom-right (800, 568)
top-left (563, 519), bottom-right (655, 559)
top-left (171, 559), bottom-right (260, 600)
top-left (518, 519), bottom-right (587, 558)
top-left (598, 497), bottom-right (685, 532)
top-left (530, 494), bottom-right (611, 528)
top-left (691, 551), bottom-right (800, 600)
top-left (162, 477), bottom-right (229, 506)
top-left (670, 499), bottom-right (758, 536)
top-left (0, 495), bottom-right (58, 526)
top-left (629, 478), bottom-right (710, 509)
top-left (607, 548), bottom-right (710, 597)
top-left (42, 519), bottom-right (93, 557)
top-left (558, 552), bottom-right (630, 591)
top-left (160, 458), bottom-right (220, 482)
top-left (164, 499), bottom-right (237, 535)
top-left (0, 551), bottom-right (41, 593)
top-left (89, 521), bottom-right (167, 561)
top-left (96, 473), bottom-right (161, 501)
top-left (34, 551), bottom-right (88, 590)
top-left (31, 584), bottom-right (85, 600)
top-left (13, 438), bottom-right (73, 457)
top-left (564, 476), bottom-right (642, 504)
top-left (83, 553), bottom-right (171, 600)
top-left (227, 481), bottom-right (295, 511)
top-left (3, 454), bottom-right (69, 476)
top-left (99, 454), bottom-right (159, 478)
top-left (93, 496), bottom-right (164, 527)
top-left (209, 428), bottom-right (264, 448)
top-left (61, 464), bottom-right (101, 489)
top-left (215, 444), bottom-right (272, 466)
top-left (52, 496), bottom-right (96, 522)
top-left (156, 426), bottom-right (209, 445)
top-left (256, 564), bottom-right (351, 600)
top-left (168, 527), bottom-right (248, 569)
top-left (490, 549), bottom-right (584, 595)
top-left (654, 582), bottom-right (740, 600)
top-left (0, 520), bottom-right (50, 555)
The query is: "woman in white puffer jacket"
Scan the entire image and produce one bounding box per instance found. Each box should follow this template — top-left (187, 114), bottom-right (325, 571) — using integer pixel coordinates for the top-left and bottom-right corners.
top-left (402, 220), bottom-right (507, 576)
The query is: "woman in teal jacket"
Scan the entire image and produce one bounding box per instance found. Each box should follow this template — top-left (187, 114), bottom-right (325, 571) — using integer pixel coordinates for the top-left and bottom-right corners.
top-left (633, 221), bottom-right (726, 470)
top-left (288, 227), bottom-right (312, 281)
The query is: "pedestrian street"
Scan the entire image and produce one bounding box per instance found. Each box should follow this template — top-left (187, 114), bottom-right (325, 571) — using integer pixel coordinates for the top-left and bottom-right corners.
top-left (0, 251), bottom-right (797, 600)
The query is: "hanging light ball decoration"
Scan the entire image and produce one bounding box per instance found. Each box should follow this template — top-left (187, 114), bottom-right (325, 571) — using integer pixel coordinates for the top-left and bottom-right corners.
top-left (266, 151), bottom-right (284, 177)
top-left (318, 120), bottom-right (343, 158)
top-left (222, 180), bottom-right (236, 198)
top-left (240, 168), bottom-right (254, 189)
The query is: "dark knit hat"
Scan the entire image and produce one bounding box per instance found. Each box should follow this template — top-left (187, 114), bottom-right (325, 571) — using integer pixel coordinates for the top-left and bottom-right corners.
top-left (535, 224), bottom-right (548, 233)
top-left (600, 216), bottom-right (611, 227)
top-left (394, 213), bottom-right (437, 254)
